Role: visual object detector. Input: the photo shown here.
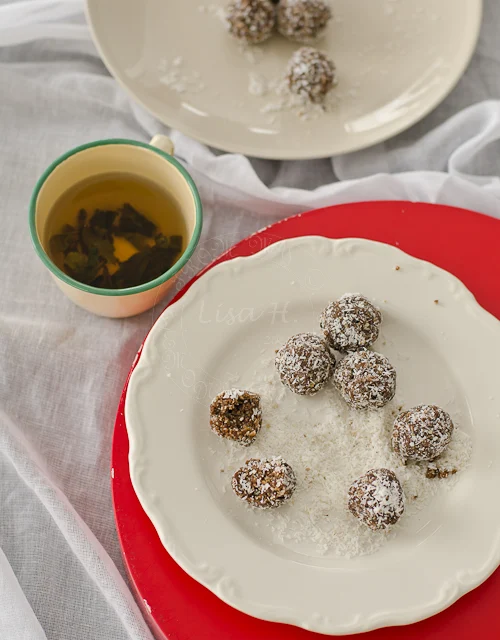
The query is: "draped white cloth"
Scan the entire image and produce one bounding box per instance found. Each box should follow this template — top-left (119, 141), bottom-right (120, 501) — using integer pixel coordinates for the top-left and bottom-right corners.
top-left (1, 1), bottom-right (499, 638)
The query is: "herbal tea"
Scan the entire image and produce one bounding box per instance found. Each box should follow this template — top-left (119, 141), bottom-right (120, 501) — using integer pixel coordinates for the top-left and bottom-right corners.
top-left (46, 173), bottom-right (186, 289)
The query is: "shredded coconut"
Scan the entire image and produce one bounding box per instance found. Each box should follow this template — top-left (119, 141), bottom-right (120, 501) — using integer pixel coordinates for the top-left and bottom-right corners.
top-left (232, 457), bottom-right (296, 508)
top-left (218, 355), bottom-right (472, 558)
top-left (201, 3), bottom-right (227, 20)
top-left (240, 44), bottom-right (265, 65)
top-left (393, 404), bottom-right (454, 462)
top-left (320, 293), bottom-right (382, 352)
top-left (275, 333), bottom-right (334, 396)
top-left (277, 0), bottom-right (332, 43)
top-left (224, 0), bottom-right (276, 45)
top-left (260, 78), bottom-right (341, 121)
top-left (333, 350), bottom-right (396, 410)
top-left (348, 468), bottom-right (405, 531)
top-left (222, 388), bottom-right (246, 400)
top-left (158, 58), bottom-right (205, 94)
top-left (285, 47), bottom-right (336, 104)
top-left (248, 72), bottom-right (270, 96)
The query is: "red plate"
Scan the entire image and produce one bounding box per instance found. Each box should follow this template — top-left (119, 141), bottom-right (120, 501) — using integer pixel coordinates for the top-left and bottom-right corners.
top-left (112, 201), bottom-right (500, 640)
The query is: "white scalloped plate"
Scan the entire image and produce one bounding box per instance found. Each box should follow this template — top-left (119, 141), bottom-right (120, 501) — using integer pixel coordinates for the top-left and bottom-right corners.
top-left (86, 0), bottom-right (482, 159)
top-left (125, 237), bottom-right (500, 634)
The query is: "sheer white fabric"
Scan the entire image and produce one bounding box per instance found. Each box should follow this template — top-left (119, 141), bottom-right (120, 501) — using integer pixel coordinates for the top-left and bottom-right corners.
top-left (0, 1), bottom-right (499, 638)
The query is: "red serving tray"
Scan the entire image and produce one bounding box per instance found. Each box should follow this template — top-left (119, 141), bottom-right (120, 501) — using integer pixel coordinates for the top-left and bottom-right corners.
top-left (112, 201), bottom-right (500, 640)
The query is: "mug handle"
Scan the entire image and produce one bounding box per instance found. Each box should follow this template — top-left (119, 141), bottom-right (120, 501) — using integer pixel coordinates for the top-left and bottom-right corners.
top-left (150, 134), bottom-right (175, 156)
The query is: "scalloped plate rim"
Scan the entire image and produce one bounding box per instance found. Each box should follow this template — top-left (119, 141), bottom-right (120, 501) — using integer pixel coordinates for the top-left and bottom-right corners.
top-left (125, 236), bottom-right (500, 635)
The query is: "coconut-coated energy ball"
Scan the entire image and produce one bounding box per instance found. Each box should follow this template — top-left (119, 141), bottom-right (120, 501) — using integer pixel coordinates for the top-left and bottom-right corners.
top-left (225, 0), bottom-right (276, 44)
top-left (320, 294), bottom-right (382, 353)
top-left (285, 46), bottom-right (336, 103)
top-left (275, 333), bottom-right (335, 395)
top-left (333, 349), bottom-right (396, 410)
top-left (210, 389), bottom-right (262, 445)
top-left (232, 457), bottom-right (297, 508)
top-left (392, 405), bottom-right (454, 463)
top-left (348, 468), bottom-right (405, 531)
top-left (277, 0), bottom-right (332, 43)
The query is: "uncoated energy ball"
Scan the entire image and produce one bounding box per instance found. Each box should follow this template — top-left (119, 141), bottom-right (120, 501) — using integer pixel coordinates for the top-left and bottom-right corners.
top-left (225, 0), bottom-right (277, 44)
top-left (277, 0), bottom-right (332, 43)
top-left (210, 389), bottom-right (262, 445)
top-left (275, 333), bottom-right (335, 395)
top-left (348, 468), bottom-right (405, 531)
top-left (320, 294), bottom-right (382, 353)
top-left (232, 457), bottom-right (297, 508)
top-left (285, 47), bottom-right (336, 103)
top-left (333, 349), bottom-right (396, 410)
top-left (392, 405), bottom-right (454, 463)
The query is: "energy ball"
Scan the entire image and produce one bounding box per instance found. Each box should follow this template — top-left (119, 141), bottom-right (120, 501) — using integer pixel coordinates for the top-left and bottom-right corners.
top-left (232, 457), bottom-right (296, 508)
top-left (392, 405), bottom-right (454, 463)
top-left (210, 389), bottom-right (262, 446)
top-left (225, 0), bottom-right (276, 45)
top-left (277, 0), bottom-right (332, 43)
top-left (348, 468), bottom-right (405, 531)
top-left (286, 46), bottom-right (336, 103)
top-left (275, 333), bottom-right (335, 396)
top-left (320, 294), bottom-right (382, 353)
top-left (333, 350), bottom-right (396, 410)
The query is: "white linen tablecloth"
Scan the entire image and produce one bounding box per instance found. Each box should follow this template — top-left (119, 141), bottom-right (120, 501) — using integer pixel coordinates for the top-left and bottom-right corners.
top-left (1, 1), bottom-right (500, 638)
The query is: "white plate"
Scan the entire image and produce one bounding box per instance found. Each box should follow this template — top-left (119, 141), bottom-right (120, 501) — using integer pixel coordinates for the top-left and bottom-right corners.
top-left (125, 237), bottom-right (500, 634)
top-left (86, 0), bottom-right (482, 159)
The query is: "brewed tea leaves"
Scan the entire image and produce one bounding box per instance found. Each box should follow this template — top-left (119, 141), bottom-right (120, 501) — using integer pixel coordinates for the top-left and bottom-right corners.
top-left (50, 201), bottom-right (182, 289)
top-left (81, 226), bottom-right (117, 265)
top-left (119, 232), bottom-right (151, 252)
top-left (64, 247), bottom-right (103, 284)
top-left (111, 235), bottom-right (180, 289)
top-left (50, 229), bottom-right (78, 255)
top-left (90, 209), bottom-right (117, 232)
top-left (117, 203), bottom-right (156, 237)
top-left (155, 233), bottom-right (182, 252)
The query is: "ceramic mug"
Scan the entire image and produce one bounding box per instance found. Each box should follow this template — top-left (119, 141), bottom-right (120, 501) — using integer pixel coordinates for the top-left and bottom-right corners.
top-left (29, 136), bottom-right (203, 318)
